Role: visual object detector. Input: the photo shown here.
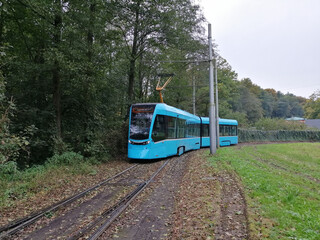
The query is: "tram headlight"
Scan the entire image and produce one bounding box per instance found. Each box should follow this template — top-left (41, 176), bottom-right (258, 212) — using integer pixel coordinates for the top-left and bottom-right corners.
top-left (128, 140), bottom-right (150, 145)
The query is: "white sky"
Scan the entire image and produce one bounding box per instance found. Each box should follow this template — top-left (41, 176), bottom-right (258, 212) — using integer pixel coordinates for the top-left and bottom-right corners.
top-left (199, 0), bottom-right (320, 98)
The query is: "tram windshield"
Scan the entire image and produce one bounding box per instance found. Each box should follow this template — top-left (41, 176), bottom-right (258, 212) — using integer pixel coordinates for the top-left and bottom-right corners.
top-left (129, 105), bottom-right (155, 140)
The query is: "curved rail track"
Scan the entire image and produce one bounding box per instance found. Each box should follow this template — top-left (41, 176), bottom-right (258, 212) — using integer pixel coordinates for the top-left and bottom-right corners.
top-left (0, 159), bottom-right (170, 239)
top-left (69, 159), bottom-right (169, 240)
top-left (0, 164), bottom-right (138, 239)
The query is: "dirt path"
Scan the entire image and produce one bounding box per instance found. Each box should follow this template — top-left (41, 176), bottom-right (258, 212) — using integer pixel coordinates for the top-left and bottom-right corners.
top-left (169, 150), bottom-right (249, 240)
top-left (214, 171), bottom-right (249, 239)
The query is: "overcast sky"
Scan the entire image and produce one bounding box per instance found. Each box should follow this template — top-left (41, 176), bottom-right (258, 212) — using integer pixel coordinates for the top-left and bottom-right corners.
top-left (199, 0), bottom-right (320, 98)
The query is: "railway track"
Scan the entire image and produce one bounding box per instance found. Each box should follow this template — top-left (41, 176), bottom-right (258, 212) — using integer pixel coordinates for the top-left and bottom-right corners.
top-left (0, 159), bottom-right (170, 239)
top-left (0, 164), bottom-right (138, 239)
top-left (69, 159), bottom-right (169, 240)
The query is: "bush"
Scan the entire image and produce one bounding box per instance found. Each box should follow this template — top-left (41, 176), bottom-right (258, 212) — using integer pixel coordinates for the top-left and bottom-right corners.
top-left (254, 118), bottom-right (309, 131)
top-left (102, 121), bottom-right (128, 157)
top-left (0, 161), bottom-right (19, 176)
top-left (239, 129), bottom-right (320, 143)
top-left (47, 151), bottom-right (84, 166)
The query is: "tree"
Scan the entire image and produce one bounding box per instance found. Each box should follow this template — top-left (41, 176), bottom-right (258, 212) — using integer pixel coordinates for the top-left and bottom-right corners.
top-left (236, 85), bottom-right (263, 123)
top-left (215, 57), bottom-right (238, 117)
top-left (304, 90), bottom-right (320, 119)
top-left (1, 0), bottom-right (207, 164)
top-left (108, 0), bottom-right (204, 105)
top-left (260, 91), bottom-right (276, 118)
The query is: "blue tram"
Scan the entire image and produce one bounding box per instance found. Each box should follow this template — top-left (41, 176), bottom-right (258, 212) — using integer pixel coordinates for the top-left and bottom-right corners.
top-left (128, 103), bottom-right (238, 160)
top-left (200, 117), bottom-right (238, 147)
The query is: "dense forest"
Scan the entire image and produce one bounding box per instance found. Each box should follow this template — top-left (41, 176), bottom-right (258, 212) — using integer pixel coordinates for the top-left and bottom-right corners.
top-left (1, 0), bottom-right (319, 167)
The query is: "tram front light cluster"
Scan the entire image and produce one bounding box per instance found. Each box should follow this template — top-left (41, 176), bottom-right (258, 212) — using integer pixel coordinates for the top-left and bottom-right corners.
top-left (129, 140), bottom-right (150, 145)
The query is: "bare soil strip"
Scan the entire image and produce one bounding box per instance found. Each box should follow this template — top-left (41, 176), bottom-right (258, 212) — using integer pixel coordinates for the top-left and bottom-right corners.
top-left (169, 150), bottom-right (249, 240)
top-left (214, 170), bottom-right (249, 240)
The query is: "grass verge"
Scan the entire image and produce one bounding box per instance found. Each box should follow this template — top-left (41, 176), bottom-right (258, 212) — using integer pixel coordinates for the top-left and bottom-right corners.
top-left (209, 143), bottom-right (320, 239)
top-left (0, 152), bottom-right (107, 224)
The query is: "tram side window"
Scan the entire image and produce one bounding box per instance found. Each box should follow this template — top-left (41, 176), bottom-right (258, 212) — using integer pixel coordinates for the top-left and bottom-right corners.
top-left (187, 123), bottom-right (200, 137)
top-left (219, 125), bottom-right (237, 136)
top-left (202, 124), bottom-right (209, 137)
top-left (219, 125), bottom-right (227, 136)
top-left (152, 115), bottom-right (166, 142)
top-left (167, 116), bottom-right (176, 139)
top-left (192, 124), bottom-right (200, 137)
top-left (195, 124), bottom-right (200, 137)
top-left (231, 125), bottom-right (237, 136)
top-left (177, 118), bottom-right (186, 138)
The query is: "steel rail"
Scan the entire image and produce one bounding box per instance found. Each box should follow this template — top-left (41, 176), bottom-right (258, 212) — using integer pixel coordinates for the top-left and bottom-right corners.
top-left (0, 164), bottom-right (138, 239)
top-left (69, 159), bottom-right (170, 240)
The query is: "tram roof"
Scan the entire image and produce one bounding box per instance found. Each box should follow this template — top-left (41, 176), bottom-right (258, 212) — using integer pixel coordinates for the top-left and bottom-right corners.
top-left (154, 103), bottom-right (199, 119)
top-left (201, 117), bottom-right (238, 125)
top-left (131, 103), bottom-right (238, 125)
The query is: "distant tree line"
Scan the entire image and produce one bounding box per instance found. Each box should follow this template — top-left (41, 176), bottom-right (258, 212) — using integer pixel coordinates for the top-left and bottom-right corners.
top-left (0, 0), bottom-right (319, 167)
top-left (177, 57), bottom-right (307, 128)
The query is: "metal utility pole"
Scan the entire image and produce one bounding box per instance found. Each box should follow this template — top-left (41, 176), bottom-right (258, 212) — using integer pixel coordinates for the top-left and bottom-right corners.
top-left (208, 24), bottom-right (217, 154)
top-left (214, 58), bottom-right (219, 148)
top-left (192, 75), bottom-right (196, 115)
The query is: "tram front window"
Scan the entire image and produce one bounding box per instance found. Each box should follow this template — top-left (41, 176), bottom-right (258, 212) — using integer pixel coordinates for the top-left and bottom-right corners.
top-left (129, 105), bottom-right (155, 140)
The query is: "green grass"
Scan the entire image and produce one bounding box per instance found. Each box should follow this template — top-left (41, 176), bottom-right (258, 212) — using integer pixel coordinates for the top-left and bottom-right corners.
top-left (209, 143), bottom-right (320, 239)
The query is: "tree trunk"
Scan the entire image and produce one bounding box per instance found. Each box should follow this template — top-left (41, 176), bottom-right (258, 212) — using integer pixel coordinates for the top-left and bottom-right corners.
top-left (0, 7), bottom-right (3, 45)
top-left (127, 0), bottom-right (141, 104)
top-left (53, 2), bottom-right (62, 139)
top-left (53, 59), bottom-right (61, 138)
top-left (138, 53), bottom-right (144, 100)
top-left (87, 2), bottom-right (95, 61)
top-left (128, 58), bottom-right (136, 103)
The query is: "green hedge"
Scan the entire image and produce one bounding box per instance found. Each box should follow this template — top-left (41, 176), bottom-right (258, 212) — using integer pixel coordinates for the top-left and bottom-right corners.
top-left (238, 129), bottom-right (320, 143)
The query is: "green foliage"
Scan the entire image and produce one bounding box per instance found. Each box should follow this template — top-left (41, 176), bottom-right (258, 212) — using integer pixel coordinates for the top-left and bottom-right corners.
top-left (0, 59), bottom-right (33, 165)
top-left (222, 111), bottom-right (249, 128)
top-left (47, 152), bottom-right (84, 166)
top-left (52, 137), bottom-right (71, 155)
top-left (304, 90), bottom-right (320, 119)
top-left (209, 143), bottom-right (320, 239)
top-left (254, 118), bottom-right (309, 131)
top-left (1, 0), bottom-right (207, 166)
top-left (0, 161), bottom-right (19, 176)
